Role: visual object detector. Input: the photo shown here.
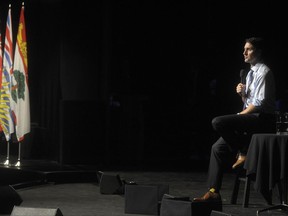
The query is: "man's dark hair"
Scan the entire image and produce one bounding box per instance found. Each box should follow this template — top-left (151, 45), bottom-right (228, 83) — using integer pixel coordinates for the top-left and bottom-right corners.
top-left (245, 37), bottom-right (264, 50)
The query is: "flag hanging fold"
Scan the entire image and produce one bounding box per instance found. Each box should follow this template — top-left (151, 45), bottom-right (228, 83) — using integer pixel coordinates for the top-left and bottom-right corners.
top-left (0, 5), bottom-right (14, 141)
top-left (0, 19), bottom-right (3, 132)
top-left (11, 2), bottom-right (30, 141)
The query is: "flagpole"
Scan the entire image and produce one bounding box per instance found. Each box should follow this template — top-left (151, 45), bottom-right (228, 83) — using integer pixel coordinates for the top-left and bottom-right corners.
top-left (14, 141), bottom-right (21, 167)
top-left (4, 141), bottom-right (10, 166)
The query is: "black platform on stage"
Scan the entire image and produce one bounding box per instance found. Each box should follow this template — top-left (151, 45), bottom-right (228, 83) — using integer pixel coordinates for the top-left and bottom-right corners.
top-left (0, 156), bottom-right (99, 189)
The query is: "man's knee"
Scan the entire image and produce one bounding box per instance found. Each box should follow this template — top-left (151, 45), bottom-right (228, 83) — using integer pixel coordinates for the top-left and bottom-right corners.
top-left (212, 116), bottom-right (222, 131)
top-left (211, 142), bottom-right (221, 154)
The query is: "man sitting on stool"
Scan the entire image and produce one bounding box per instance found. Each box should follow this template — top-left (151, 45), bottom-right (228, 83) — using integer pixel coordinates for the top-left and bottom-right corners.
top-left (194, 37), bottom-right (276, 202)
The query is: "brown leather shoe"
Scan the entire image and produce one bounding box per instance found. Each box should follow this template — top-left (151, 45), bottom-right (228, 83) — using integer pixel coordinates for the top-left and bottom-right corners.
top-left (232, 155), bottom-right (246, 169)
top-left (193, 191), bottom-right (221, 202)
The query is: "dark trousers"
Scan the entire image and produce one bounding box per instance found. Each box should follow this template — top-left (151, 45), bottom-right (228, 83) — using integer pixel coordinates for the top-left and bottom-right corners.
top-left (207, 113), bottom-right (275, 191)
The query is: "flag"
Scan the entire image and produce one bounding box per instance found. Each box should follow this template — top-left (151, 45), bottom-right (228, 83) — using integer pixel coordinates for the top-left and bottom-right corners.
top-left (11, 2), bottom-right (30, 141)
top-left (0, 19), bottom-right (3, 89)
top-left (0, 19), bottom-right (3, 132)
top-left (0, 4), bottom-right (14, 141)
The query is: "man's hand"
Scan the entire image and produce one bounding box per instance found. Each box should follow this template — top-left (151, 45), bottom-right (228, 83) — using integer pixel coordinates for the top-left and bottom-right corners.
top-left (236, 83), bottom-right (246, 96)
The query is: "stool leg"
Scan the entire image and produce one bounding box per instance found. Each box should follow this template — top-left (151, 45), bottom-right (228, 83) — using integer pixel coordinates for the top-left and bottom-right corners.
top-left (231, 173), bottom-right (241, 204)
top-left (243, 176), bottom-right (251, 208)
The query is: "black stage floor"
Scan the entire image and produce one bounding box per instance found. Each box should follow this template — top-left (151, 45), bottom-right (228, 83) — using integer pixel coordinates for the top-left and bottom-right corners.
top-left (0, 159), bottom-right (287, 216)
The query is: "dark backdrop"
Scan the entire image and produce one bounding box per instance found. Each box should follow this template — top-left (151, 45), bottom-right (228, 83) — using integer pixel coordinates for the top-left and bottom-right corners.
top-left (0, 0), bottom-right (287, 169)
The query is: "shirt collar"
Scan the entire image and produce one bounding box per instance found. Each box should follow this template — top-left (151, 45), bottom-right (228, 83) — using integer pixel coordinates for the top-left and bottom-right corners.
top-left (250, 63), bottom-right (263, 73)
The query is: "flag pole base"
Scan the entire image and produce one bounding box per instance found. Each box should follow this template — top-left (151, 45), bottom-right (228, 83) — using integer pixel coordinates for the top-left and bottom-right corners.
top-left (14, 160), bottom-right (21, 167)
top-left (3, 159), bottom-right (10, 166)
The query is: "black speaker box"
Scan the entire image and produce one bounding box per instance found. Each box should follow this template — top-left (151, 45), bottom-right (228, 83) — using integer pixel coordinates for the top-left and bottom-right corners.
top-left (0, 185), bottom-right (23, 214)
top-left (10, 206), bottom-right (63, 216)
top-left (160, 195), bottom-right (192, 216)
top-left (191, 200), bottom-right (222, 216)
top-left (211, 210), bottom-right (233, 216)
top-left (125, 184), bottom-right (169, 215)
top-left (160, 194), bottom-right (222, 216)
top-left (99, 173), bottom-right (123, 194)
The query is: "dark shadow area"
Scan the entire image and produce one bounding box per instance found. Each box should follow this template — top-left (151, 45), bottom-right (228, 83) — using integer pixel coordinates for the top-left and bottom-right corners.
top-left (0, 0), bottom-right (287, 171)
